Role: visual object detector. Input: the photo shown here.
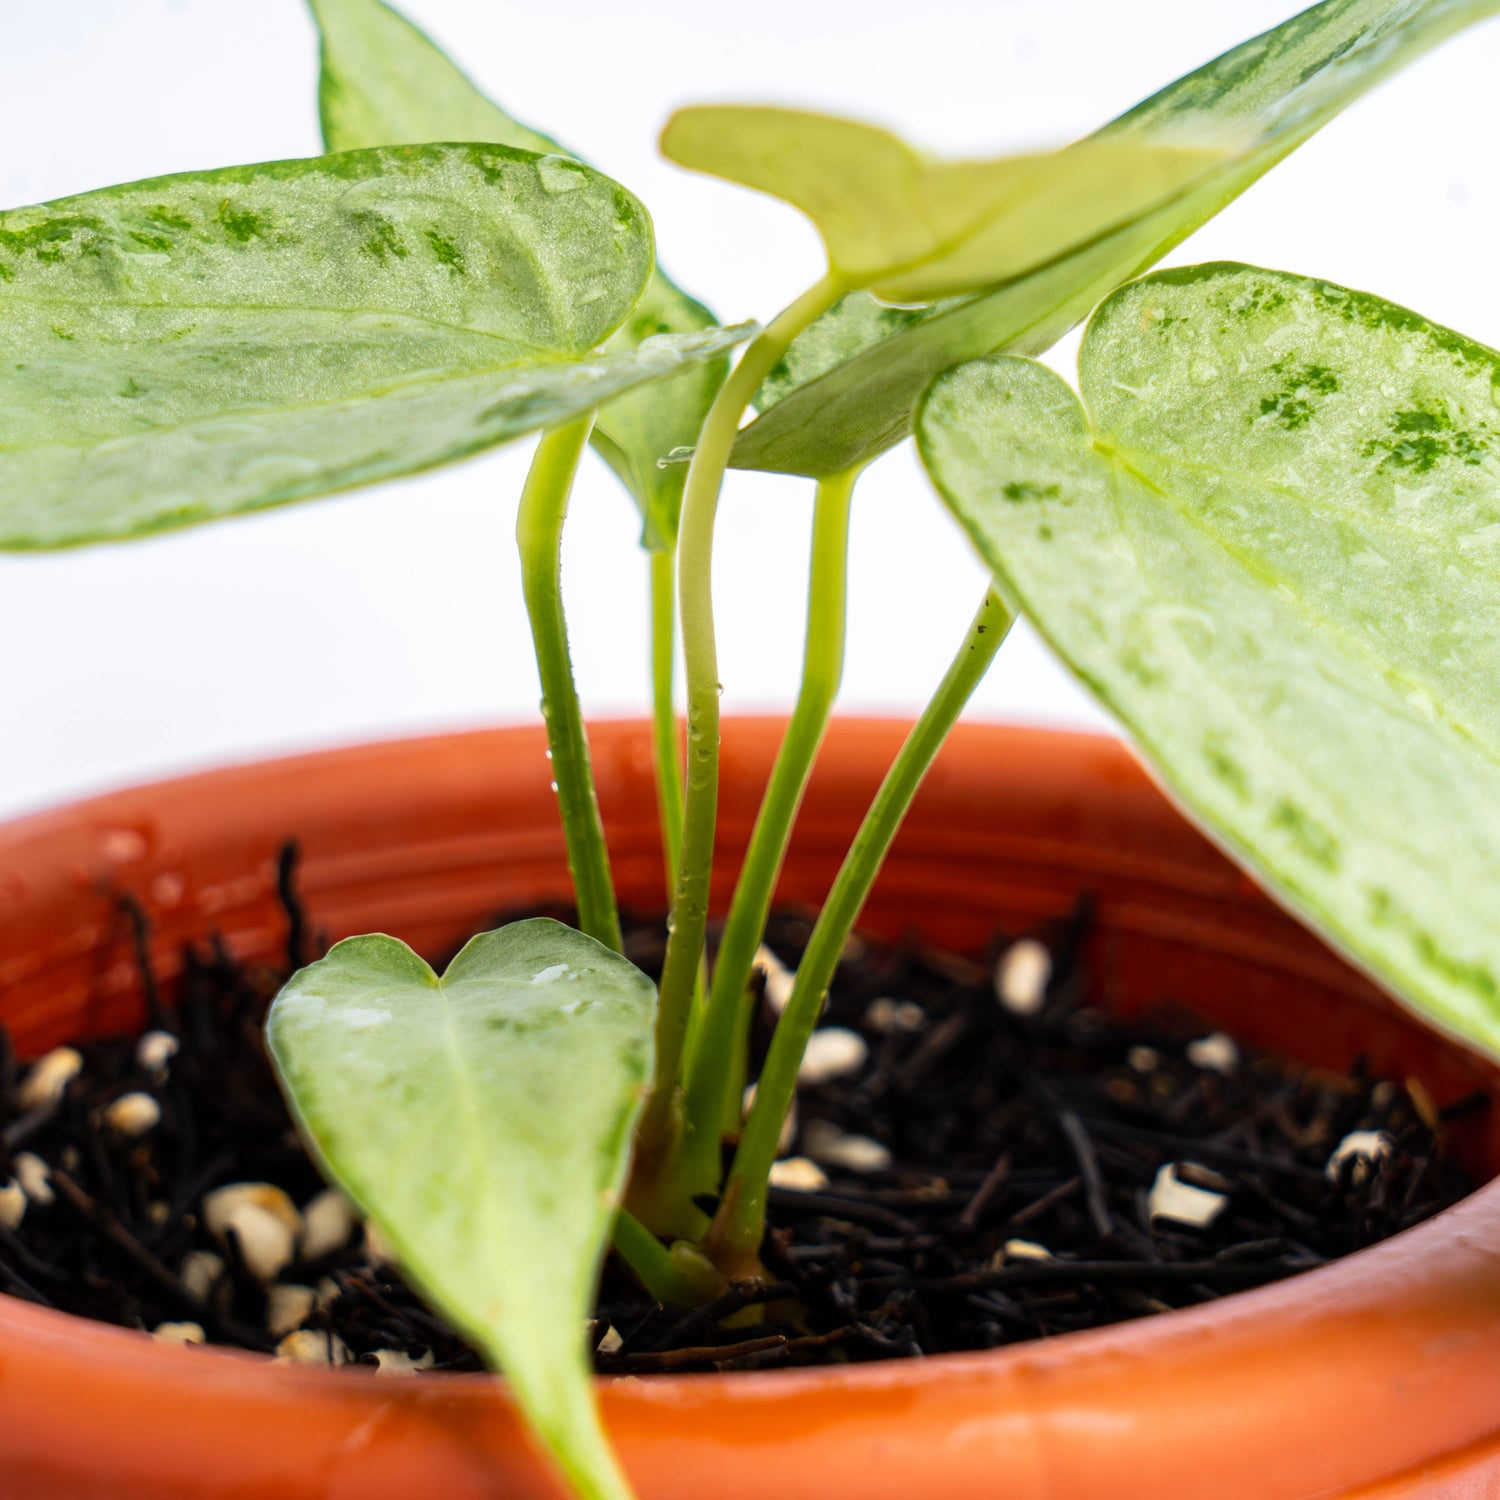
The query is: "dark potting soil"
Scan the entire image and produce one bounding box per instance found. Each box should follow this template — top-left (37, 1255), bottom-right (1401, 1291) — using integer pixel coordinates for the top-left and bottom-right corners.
top-left (0, 849), bottom-right (1480, 1375)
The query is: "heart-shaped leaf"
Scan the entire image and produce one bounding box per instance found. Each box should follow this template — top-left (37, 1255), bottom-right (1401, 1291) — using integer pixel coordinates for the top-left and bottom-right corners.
top-left (0, 144), bottom-right (748, 549)
top-left (660, 106), bottom-right (1224, 305)
top-left (311, 0), bottom-right (725, 548)
top-left (267, 919), bottom-right (655, 1500)
top-left (917, 263), bottom-right (1500, 1057)
top-left (729, 0), bottom-right (1500, 478)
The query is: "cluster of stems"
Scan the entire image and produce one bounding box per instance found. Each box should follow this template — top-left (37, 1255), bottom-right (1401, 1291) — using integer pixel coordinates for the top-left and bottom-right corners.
top-left (514, 272), bottom-right (1013, 1294)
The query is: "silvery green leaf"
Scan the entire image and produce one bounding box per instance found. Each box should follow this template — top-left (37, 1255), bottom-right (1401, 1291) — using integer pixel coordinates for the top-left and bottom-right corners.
top-left (751, 294), bottom-right (952, 414)
top-left (590, 282), bottom-right (725, 549)
top-left (917, 263), bottom-right (1500, 1057)
top-left (267, 919), bottom-right (655, 1500)
top-left (0, 145), bottom-right (745, 548)
top-left (310, 0), bottom-right (724, 548)
top-left (732, 0), bottom-right (1499, 478)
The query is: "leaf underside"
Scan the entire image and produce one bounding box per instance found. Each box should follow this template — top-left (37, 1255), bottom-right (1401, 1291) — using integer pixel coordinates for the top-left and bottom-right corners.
top-left (917, 262), bottom-right (1500, 1058)
top-left (729, 0), bottom-right (1500, 478)
top-left (311, 0), bottom-right (724, 549)
top-left (660, 106), bottom-right (1223, 305)
top-left (267, 919), bottom-right (655, 1500)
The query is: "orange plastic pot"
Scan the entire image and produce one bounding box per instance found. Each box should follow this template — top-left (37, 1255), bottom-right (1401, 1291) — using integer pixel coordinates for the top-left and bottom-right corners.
top-left (2, 718), bottom-right (1500, 1499)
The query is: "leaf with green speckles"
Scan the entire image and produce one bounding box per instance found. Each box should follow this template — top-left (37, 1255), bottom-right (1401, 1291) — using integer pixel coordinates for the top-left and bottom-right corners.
top-left (916, 262), bottom-right (1500, 1057)
top-left (749, 293), bottom-right (959, 415)
top-left (310, 0), bottom-right (724, 549)
top-left (267, 919), bottom-right (655, 1500)
top-left (0, 144), bottom-right (751, 549)
top-left (729, 0), bottom-right (1500, 478)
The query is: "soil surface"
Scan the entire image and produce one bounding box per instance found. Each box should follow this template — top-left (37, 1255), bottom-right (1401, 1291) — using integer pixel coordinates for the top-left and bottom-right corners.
top-left (0, 852), bottom-right (1479, 1374)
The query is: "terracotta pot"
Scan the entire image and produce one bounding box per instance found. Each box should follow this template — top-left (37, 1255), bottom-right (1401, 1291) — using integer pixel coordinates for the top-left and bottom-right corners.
top-left (3, 718), bottom-right (1500, 1500)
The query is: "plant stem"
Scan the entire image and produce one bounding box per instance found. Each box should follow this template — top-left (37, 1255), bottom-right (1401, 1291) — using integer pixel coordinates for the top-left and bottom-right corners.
top-left (612, 1206), bottom-right (723, 1307)
top-left (677, 462), bottom-right (861, 1193)
top-left (515, 411), bottom-right (622, 954)
top-left (649, 546), bottom-right (685, 899)
top-left (707, 588), bottom-right (1014, 1275)
top-left (651, 545), bottom-right (712, 1076)
top-left (638, 274), bottom-right (845, 1155)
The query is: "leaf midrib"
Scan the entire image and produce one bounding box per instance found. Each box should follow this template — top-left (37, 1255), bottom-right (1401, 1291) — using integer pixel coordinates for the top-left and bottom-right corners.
top-left (1109, 436), bottom-right (1500, 591)
top-left (0, 295), bottom-right (566, 357)
top-left (861, 142), bottom-right (1229, 298)
top-left (1095, 434), bottom-right (1500, 776)
top-left (0, 351), bottom-right (602, 459)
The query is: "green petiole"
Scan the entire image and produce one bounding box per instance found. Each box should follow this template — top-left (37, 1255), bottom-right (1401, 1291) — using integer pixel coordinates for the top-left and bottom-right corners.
top-left (516, 412), bottom-right (623, 954)
top-left (638, 273), bottom-right (846, 1162)
top-left (707, 587), bottom-right (1013, 1276)
top-left (649, 546), bottom-right (686, 899)
top-left (611, 1205), bottom-right (724, 1307)
top-left (676, 461), bottom-right (862, 1196)
top-left (649, 544), bottom-right (711, 1090)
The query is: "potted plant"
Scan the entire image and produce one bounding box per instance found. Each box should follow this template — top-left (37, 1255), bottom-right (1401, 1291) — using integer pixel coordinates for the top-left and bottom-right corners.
top-left (3, 2), bottom-right (1500, 1496)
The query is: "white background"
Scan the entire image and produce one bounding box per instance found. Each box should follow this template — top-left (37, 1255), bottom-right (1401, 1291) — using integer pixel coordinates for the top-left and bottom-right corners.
top-left (0, 1), bottom-right (1496, 817)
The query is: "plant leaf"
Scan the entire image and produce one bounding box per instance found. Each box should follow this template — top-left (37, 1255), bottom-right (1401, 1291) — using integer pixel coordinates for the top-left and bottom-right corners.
top-left (730, 0), bottom-right (1500, 477)
top-left (751, 294), bottom-right (957, 414)
top-left (310, 0), bottom-right (725, 549)
top-left (917, 263), bottom-right (1500, 1057)
top-left (590, 285), bottom-right (725, 550)
top-left (310, 0), bottom-right (564, 157)
top-left (267, 919), bottom-right (655, 1500)
top-left (660, 106), bottom-right (1225, 305)
top-left (0, 145), bottom-right (750, 549)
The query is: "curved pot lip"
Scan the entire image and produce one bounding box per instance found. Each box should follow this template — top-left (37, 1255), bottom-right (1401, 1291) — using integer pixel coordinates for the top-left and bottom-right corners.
top-left (7, 718), bottom-right (1500, 1500)
top-left (5, 1170), bottom-right (1500, 1397)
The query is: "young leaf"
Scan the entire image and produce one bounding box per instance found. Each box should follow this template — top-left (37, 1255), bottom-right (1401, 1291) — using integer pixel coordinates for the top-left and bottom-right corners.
top-left (266, 919), bottom-right (655, 1500)
top-left (310, 0), bottom-right (724, 549)
top-left (660, 106), bottom-right (1224, 305)
top-left (916, 263), bottom-right (1500, 1058)
top-left (0, 146), bottom-right (749, 549)
top-left (729, 0), bottom-right (1500, 478)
